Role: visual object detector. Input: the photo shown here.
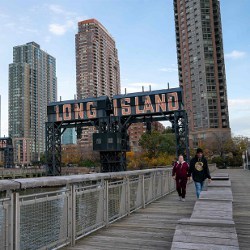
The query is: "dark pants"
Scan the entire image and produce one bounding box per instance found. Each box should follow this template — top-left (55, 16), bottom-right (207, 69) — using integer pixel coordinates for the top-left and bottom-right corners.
top-left (176, 178), bottom-right (187, 198)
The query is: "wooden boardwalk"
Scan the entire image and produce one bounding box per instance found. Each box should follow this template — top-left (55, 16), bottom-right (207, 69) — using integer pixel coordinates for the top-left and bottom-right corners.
top-left (226, 168), bottom-right (250, 250)
top-left (63, 168), bottom-right (250, 250)
top-left (64, 182), bottom-right (197, 250)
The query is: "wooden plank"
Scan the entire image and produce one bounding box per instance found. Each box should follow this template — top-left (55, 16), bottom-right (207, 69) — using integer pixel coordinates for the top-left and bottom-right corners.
top-left (199, 190), bottom-right (233, 201)
top-left (191, 200), bottom-right (233, 220)
top-left (174, 227), bottom-right (238, 240)
top-left (171, 242), bottom-right (239, 250)
top-left (177, 223), bottom-right (237, 233)
top-left (193, 200), bottom-right (232, 211)
top-left (211, 173), bottom-right (229, 181)
top-left (208, 180), bottom-right (231, 187)
top-left (178, 218), bottom-right (235, 227)
top-left (191, 211), bottom-right (232, 220)
top-left (173, 233), bottom-right (238, 246)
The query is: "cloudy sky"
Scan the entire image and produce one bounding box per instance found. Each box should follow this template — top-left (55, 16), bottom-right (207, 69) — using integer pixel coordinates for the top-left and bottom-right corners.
top-left (0, 0), bottom-right (249, 137)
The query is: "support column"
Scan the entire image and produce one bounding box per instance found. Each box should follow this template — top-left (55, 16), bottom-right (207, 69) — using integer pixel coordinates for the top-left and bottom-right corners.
top-left (172, 111), bottom-right (190, 162)
top-left (45, 122), bottom-right (62, 175)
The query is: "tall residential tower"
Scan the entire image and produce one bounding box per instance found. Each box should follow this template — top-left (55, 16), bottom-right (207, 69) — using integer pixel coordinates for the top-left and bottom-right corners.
top-left (75, 19), bottom-right (120, 152)
top-left (76, 18), bottom-right (120, 99)
top-left (174, 0), bottom-right (230, 146)
top-left (9, 42), bottom-right (57, 165)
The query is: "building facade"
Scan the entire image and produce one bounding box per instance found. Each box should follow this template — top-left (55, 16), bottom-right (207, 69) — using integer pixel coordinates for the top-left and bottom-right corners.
top-left (174, 0), bottom-right (230, 147)
top-left (9, 42), bottom-right (57, 165)
top-left (75, 19), bottom-right (120, 152)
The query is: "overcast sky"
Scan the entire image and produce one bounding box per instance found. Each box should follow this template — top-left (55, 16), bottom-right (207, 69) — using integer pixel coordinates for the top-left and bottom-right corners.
top-left (0, 0), bottom-right (249, 137)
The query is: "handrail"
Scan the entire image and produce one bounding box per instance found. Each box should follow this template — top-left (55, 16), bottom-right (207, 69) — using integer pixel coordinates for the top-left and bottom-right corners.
top-left (0, 167), bottom-right (170, 191)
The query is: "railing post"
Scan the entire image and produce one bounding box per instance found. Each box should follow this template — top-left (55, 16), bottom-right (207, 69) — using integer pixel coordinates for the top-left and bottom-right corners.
top-left (168, 170), bottom-right (171, 193)
top-left (3, 192), bottom-right (13, 250)
top-left (141, 175), bottom-right (145, 208)
top-left (161, 171), bottom-right (164, 197)
top-left (9, 192), bottom-right (14, 250)
top-left (152, 172), bottom-right (155, 200)
top-left (104, 180), bottom-right (109, 227)
top-left (126, 177), bottom-right (130, 215)
top-left (71, 184), bottom-right (76, 246)
top-left (14, 192), bottom-right (20, 250)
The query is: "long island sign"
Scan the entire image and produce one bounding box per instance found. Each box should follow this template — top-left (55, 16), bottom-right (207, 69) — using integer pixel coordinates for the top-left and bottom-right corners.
top-left (47, 87), bottom-right (184, 123)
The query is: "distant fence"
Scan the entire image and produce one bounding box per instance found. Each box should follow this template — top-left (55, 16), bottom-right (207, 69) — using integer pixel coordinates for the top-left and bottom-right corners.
top-left (0, 164), bottom-right (216, 250)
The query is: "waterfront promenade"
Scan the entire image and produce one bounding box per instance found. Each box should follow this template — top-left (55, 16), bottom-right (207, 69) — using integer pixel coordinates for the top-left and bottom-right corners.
top-left (1, 166), bottom-right (249, 249)
top-left (64, 169), bottom-right (250, 250)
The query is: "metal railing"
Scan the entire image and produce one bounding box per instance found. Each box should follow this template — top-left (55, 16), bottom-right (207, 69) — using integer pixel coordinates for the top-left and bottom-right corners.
top-left (0, 196), bottom-right (13, 250)
top-left (0, 165), bottom-right (215, 250)
top-left (0, 168), bottom-right (46, 179)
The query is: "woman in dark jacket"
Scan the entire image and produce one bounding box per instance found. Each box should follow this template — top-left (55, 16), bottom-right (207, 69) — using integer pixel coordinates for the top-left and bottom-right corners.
top-left (172, 155), bottom-right (189, 201)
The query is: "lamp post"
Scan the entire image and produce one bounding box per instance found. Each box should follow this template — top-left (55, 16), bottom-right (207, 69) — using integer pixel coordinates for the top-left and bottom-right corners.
top-left (242, 153), bottom-right (246, 170)
top-left (246, 150), bottom-right (249, 170)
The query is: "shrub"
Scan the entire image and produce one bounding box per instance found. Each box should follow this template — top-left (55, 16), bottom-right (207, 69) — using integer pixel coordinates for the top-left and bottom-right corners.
top-left (211, 156), bottom-right (226, 168)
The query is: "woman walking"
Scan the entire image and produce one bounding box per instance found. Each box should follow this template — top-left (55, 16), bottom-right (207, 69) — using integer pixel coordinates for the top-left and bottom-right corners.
top-left (172, 155), bottom-right (189, 201)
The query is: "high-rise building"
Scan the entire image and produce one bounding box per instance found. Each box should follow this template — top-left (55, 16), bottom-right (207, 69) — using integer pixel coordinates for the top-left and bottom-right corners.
top-left (75, 19), bottom-right (120, 152)
top-left (76, 18), bottom-right (120, 99)
top-left (0, 95), bottom-right (1, 137)
top-left (9, 42), bottom-right (57, 165)
top-left (174, 0), bottom-right (230, 147)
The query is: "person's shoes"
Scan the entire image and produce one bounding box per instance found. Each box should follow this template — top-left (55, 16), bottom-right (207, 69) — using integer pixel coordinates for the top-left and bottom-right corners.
top-left (179, 196), bottom-right (182, 201)
top-left (181, 198), bottom-right (185, 202)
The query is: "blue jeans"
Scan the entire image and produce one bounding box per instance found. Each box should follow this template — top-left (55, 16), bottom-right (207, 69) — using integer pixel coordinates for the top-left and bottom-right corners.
top-left (194, 181), bottom-right (204, 198)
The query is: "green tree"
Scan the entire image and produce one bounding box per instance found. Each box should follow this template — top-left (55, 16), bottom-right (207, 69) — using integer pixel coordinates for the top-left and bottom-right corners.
top-left (139, 131), bottom-right (161, 158)
top-left (139, 130), bottom-right (176, 158)
top-left (158, 133), bottom-right (176, 155)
